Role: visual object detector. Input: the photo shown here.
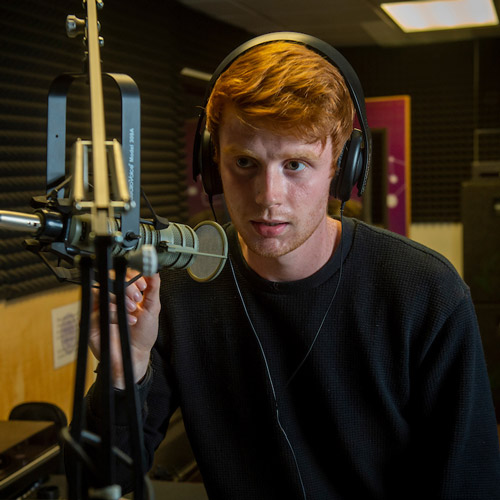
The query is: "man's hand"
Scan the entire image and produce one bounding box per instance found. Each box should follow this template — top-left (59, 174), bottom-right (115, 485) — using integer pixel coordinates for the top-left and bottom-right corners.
top-left (89, 271), bottom-right (161, 390)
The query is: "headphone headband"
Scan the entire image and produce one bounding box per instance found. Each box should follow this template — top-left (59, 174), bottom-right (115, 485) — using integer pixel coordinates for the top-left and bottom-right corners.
top-left (193, 32), bottom-right (372, 201)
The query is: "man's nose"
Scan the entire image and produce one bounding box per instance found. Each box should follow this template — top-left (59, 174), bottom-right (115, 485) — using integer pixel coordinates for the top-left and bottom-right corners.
top-left (254, 167), bottom-right (284, 208)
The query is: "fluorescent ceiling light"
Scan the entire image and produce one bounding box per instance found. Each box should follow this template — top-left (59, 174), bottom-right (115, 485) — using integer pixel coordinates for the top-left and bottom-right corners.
top-left (381, 0), bottom-right (499, 33)
top-left (180, 67), bottom-right (212, 81)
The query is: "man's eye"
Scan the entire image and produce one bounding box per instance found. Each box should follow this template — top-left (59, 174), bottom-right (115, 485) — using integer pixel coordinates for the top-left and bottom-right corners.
top-left (236, 157), bottom-right (254, 168)
top-left (287, 160), bottom-right (306, 172)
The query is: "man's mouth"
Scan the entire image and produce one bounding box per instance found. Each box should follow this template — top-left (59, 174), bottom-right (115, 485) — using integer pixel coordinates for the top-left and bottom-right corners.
top-left (251, 220), bottom-right (288, 236)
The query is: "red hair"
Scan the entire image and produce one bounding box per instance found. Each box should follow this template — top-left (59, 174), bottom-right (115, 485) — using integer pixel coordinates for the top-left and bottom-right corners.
top-left (206, 41), bottom-right (355, 164)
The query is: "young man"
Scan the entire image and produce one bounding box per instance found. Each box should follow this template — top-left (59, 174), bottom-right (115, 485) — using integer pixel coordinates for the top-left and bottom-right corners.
top-left (83, 38), bottom-right (500, 498)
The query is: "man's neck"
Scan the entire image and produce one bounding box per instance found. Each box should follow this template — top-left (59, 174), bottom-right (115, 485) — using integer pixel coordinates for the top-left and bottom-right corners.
top-left (239, 217), bottom-right (341, 282)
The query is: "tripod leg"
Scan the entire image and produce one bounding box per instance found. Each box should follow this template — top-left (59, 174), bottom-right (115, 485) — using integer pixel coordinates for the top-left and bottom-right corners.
top-left (67, 255), bottom-right (94, 499)
top-left (95, 236), bottom-right (116, 487)
top-left (114, 256), bottom-right (147, 499)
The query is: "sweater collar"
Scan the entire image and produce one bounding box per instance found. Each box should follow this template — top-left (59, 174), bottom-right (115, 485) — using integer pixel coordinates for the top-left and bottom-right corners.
top-left (226, 217), bottom-right (356, 294)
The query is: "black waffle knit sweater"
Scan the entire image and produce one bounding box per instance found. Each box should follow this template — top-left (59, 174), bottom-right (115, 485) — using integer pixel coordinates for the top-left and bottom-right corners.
top-left (86, 217), bottom-right (500, 499)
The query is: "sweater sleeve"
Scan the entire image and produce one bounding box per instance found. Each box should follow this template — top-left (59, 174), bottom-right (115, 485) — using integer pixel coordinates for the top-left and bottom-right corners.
top-left (406, 292), bottom-right (500, 498)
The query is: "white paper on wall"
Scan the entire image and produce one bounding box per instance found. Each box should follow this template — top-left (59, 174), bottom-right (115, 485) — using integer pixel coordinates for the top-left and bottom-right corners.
top-left (52, 301), bottom-right (80, 369)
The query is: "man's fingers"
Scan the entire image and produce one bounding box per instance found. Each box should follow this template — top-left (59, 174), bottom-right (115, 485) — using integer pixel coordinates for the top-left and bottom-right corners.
top-left (140, 274), bottom-right (161, 313)
top-left (93, 302), bottom-right (137, 326)
top-left (92, 271), bottom-right (146, 309)
top-left (109, 308), bottom-right (138, 326)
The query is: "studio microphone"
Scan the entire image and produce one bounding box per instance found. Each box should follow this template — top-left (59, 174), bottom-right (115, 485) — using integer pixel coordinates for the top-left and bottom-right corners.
top-left (0, 209), bottom-right (228, 282)
top-left (125, 219), bottom-right (228, 281)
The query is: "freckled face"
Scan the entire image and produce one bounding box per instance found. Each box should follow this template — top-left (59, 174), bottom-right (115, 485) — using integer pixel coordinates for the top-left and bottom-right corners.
top-left (218, 108), bottom-right (335, 266)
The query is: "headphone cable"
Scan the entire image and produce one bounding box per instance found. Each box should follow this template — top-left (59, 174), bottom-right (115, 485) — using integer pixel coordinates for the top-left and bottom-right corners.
top-left (284, 203), bottom-right (345, 390)
top-left (228, 203), bottom-right (345, 500)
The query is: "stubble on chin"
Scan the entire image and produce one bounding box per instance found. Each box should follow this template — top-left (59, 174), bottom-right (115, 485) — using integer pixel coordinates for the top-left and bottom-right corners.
top-left (236, 217), bottom-right (323, 261)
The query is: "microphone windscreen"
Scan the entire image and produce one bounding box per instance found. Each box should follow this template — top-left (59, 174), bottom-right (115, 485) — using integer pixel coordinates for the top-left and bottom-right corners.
top-left (188, 221), bottom-right (228, 282)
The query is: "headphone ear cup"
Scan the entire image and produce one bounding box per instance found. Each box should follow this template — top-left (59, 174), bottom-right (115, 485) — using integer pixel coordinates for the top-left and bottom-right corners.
top-left (200, 129), bottom-right (223, 197)
top-left (330, 129), bottom-right (364, 202)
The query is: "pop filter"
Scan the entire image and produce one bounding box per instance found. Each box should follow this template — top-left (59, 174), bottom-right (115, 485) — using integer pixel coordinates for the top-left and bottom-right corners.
top-left (188, 221), bottom-right (228, 282)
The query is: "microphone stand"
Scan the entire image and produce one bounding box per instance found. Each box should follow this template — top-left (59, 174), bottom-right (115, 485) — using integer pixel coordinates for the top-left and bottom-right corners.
top-left (45, 2), bottom-right (152, 498)
top-left (66, 250), bottom-right (150, 500)
top-left (0, 2), bottom-right (228, 496)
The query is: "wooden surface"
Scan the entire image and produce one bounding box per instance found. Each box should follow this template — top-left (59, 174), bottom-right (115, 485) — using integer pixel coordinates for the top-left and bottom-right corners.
top-left (0, 285), bottom-right (95, 422)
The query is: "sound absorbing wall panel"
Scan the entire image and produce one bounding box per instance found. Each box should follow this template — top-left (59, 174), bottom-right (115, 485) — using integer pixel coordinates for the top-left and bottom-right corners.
top-left (0, 0), bottom-right (249, 300)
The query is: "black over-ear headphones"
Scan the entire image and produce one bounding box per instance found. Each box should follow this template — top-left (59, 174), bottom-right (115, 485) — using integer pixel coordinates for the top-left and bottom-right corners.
top-left (193, 32), bottom-right (372, 203)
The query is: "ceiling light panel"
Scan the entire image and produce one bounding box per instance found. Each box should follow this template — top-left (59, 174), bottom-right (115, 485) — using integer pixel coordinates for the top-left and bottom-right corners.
top-left (380, 0), bottom-right (499, 32)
